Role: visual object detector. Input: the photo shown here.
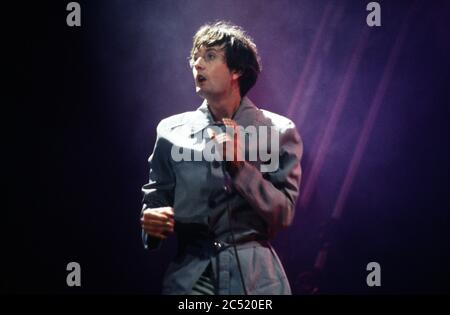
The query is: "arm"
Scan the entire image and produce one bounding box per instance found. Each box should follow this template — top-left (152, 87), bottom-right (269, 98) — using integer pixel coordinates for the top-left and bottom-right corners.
top-left (141, 124), bottom-right (176, 250)
top-left (228, 124), bottom-right (302, 234)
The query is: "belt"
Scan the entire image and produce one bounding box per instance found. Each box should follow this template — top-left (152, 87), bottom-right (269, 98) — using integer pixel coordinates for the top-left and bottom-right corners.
top-left (212, 239), bottom-right (270, 252)
top-left (178, 238), bottom-right (270, 257)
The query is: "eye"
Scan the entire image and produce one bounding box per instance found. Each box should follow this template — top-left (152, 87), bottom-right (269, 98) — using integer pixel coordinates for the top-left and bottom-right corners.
top-left (189, 55), bottom-right (199, 67)
top-left (206, 52), bottom-right (216, 61)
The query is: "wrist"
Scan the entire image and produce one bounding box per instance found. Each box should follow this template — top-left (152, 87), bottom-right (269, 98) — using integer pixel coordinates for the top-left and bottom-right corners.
top-left (226, 160), bottom-right (244, 177)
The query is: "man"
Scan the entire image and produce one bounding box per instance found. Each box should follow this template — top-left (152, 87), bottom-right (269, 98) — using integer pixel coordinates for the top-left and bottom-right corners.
top-left (141, 21), bottom-right (302, 295)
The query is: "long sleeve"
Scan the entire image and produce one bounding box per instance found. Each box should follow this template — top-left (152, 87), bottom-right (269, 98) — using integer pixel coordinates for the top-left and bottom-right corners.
top-left (230, 124), bottom-right (302, 235)
top-left (141, 123), bottom-right (175, 250)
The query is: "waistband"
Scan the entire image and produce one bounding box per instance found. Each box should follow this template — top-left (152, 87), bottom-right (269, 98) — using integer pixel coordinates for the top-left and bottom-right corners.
top-left (177, 238), bottom-right (271, 257)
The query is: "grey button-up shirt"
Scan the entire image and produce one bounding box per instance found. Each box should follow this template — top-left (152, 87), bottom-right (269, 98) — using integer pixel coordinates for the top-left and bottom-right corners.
top-left (142, 97), bottom-right (302, 294)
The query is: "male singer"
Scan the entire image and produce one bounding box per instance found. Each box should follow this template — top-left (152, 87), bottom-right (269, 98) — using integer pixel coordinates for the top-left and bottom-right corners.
top-left (141, 21), bottom-right (302, 294)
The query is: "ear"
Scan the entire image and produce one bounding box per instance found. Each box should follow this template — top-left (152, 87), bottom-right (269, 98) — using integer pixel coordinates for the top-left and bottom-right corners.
top-left (231, 70), bottom-right (243, 81)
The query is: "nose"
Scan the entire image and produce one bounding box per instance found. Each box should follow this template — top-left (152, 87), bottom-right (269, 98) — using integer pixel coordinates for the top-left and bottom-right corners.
top-left (193, 57), bottom-right (205, 70)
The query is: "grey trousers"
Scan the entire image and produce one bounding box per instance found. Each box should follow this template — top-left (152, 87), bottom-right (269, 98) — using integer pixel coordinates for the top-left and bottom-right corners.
top-left (190, 264), bottom-right (215, 295)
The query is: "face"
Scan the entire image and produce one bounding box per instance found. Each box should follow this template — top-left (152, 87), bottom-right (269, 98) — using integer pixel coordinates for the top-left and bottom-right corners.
top-left (191, 45), bottom-right (240, 99)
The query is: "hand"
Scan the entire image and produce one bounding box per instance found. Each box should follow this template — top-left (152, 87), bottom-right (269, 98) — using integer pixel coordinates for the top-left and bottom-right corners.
top-left (140, 207), bottom-right (175, 240)
top-left (212, 118), bottom-right (243, 164)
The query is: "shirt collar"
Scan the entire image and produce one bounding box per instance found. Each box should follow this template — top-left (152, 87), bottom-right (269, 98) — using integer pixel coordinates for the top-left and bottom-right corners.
top-left (188, 97), bottom-right (259, 136)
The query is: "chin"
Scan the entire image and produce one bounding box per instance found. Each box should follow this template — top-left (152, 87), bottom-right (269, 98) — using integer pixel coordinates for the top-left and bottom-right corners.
top-left (195, 88), bottom-right (207, 98)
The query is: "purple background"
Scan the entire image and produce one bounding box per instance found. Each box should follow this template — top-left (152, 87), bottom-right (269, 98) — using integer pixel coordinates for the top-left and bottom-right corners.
top-left (9, 0), bottom-right (450, 293)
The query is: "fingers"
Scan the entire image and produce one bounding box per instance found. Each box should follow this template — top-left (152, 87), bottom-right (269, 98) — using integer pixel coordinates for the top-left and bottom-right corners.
top-left (158, 207), bottom-right (174, 219)
top-left (221, 120), bottom-right (240, 147)
top-left (141, 213), bottom-right (174, 226)
top-left (143, 207), bottom-right (174, 220)
top-left (141, 222), bottom-right (174, 239)
top-left (141, 219), bottom-right (174, 239)
top-left (222, 118), bottom-right (237, 128)
top-left (213, 131), bottom-right (241, 163)
top-left (214, 133), bottom-right (232, 144)
top-left (141, 218), bottom-right (174, 228)
top-left (141, 207), bottom-right (175, 239)
top-left (143, 206), bottom-right (174, 215)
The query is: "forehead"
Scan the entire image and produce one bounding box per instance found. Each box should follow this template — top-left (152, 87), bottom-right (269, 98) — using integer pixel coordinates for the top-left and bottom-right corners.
top-left (193, 44), bottom-right (225, 55)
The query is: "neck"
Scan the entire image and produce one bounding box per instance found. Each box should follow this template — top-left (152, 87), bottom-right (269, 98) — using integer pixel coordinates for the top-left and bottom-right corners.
top-left (206, 88), bottom-right (242, 122)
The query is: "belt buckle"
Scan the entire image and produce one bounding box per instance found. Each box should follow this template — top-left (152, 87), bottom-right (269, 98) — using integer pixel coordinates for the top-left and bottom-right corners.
top-left (213, 241), bottom-right (223, 251)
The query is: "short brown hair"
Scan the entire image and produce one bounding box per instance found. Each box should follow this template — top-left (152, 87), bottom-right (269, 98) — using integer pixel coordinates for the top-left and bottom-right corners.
top-left (189, 21), bottom-right (262, 97)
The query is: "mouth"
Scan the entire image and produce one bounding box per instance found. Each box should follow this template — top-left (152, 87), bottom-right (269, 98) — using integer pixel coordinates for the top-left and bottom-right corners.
top-left (196, 74), bottom-right (207, 84)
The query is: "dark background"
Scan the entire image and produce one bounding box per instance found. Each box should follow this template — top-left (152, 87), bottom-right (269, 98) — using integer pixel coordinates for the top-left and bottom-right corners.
top-left (6, 0), bottom-right (450, 294)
